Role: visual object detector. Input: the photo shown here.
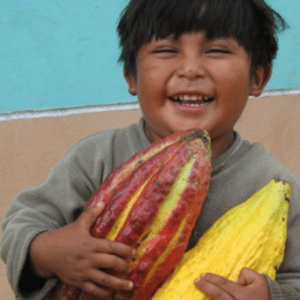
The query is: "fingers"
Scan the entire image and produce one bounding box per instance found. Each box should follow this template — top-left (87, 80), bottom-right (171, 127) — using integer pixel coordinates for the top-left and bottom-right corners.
top-left (68, 202), bottom-right (137, 298)
top-left (77, 204), bottom-right (135, 260)
top-left (195, 270), bottom-right (271, 300)
top-left (76, 202), bottom-right (135, 261)
top-left (237, 268), bottom-right (271, 300)
top-left (94, 253), bottom-right (131, 274)
top-left (195, 273), bottom-right (242, 300)
top-left (236, 267), bottom-right (259, 285)
top-left (80, 269), bottom-right (134, 300)
top-left (96, 238), bottom-right (136, 260)
top-left (89, 269), bottom-right (134, 291)
top-left (78, 202), bottom-right (106, 231)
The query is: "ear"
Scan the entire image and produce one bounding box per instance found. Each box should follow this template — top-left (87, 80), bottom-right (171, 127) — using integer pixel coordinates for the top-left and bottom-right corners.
top-left (249, 65), bottom-right (272, 97)
top-left (123, 69), bottom-right (137, 96)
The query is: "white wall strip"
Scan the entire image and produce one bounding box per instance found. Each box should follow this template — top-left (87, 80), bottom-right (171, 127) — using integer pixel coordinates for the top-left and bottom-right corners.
top-left (0, 102), bottom-right (140, 122)
top-left (260, 88), bottom-right (300, 98)
top-left (0, 88), bottom-right (299, 122)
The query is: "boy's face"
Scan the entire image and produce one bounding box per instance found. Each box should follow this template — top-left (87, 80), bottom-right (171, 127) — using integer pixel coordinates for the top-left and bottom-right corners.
top-left (125, 32), bottom-right (270, 157)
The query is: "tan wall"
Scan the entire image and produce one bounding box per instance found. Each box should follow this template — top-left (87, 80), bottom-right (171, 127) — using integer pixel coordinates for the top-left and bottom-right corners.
top-left (1, 95), bottom-right (300, 299)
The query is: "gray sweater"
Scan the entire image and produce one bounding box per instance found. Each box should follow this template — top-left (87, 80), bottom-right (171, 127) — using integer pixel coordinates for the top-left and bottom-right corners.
top-left (1, 119), bottom-right (300, 300)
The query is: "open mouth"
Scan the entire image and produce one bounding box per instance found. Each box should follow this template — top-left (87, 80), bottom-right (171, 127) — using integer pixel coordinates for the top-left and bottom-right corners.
top-left (169, 95), bottom-right (214, 107)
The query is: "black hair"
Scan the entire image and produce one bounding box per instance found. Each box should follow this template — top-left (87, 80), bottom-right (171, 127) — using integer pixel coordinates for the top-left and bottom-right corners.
top-left (117, 0), bottom-right (288, 76)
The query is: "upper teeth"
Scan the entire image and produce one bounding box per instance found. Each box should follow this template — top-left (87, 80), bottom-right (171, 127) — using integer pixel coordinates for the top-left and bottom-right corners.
top-left (173, 95), bottom-right (211, 102)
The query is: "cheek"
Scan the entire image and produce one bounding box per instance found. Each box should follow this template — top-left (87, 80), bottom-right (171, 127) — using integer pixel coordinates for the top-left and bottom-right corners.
top-left (217, 59), bottom-right (251, 83)
top-left (218, 68), bottom-right (251, 102)
top-left (233, 61), bottom-right (252, 87)
top-left (137, 76), bottom-right (168, 107)
top-left (136, 67), bottom-right (157, 95)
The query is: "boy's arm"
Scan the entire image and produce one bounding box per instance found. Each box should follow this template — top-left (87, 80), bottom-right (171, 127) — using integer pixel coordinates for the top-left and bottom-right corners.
top-left (29, 203), bottom-right (135, 299)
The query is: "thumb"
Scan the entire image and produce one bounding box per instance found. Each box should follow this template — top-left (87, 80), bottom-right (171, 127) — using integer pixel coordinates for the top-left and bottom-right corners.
top-left (77, 201), bottom-right (106, 231)
top-left (236, 268), bottom-right (258, 286)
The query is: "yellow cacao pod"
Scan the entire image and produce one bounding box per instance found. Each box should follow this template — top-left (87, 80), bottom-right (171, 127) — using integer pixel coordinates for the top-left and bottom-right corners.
top-left (152, 179), bottom-right (291, 300)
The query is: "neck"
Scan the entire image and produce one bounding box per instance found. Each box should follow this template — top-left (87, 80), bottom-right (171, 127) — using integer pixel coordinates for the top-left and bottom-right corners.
top-left (210, 131), bottom-right (235, 161)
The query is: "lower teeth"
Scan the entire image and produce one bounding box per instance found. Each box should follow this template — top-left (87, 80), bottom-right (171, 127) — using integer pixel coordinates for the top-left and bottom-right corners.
top-left (182, 102), bottom-right (204, 107)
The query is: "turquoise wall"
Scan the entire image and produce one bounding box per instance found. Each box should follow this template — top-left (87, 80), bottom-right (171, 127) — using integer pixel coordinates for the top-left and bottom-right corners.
top-left (0, 0), bottom-right (299, 113)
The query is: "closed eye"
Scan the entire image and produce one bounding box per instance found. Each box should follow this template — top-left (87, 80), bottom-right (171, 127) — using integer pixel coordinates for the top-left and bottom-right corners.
top-left (206, 48), bottom-right (231, 54)
top-left (153, 48), bottom-right (178, 54)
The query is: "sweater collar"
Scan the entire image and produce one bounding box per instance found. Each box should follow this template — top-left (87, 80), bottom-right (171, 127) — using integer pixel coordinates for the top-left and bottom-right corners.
top-left (212, 132), bottom-right (252, 176)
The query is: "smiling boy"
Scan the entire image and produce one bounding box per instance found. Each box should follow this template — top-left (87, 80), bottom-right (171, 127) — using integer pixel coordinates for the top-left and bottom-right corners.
top-left (1, 0), bottom-right (300, 300)
top-left (123, 31), bottom-right (269, 160)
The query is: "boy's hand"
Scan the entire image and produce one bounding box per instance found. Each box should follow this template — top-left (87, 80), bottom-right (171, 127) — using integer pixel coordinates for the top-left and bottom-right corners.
top-left (195, 268), bottom-right (271, 300)
top-left (30, 202), bottom-right (135, 299)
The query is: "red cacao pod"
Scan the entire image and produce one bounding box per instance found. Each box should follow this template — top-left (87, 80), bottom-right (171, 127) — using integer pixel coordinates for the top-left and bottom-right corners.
top-left (52, 129), bottom-right (211, 300)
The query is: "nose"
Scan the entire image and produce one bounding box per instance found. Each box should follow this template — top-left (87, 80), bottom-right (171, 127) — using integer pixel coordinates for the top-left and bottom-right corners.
top-left (177, 54), bottom-right (206, 80)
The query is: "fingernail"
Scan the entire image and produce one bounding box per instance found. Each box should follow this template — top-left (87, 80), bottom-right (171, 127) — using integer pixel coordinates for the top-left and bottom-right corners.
top-left (132, 248), bottom-right (137, 258)
top-left (128, 281), bottom-right (134, 290)
top-left (96, 202), bottom-right (105, 208)
top-left (195, 274), bottom-right (207, 285)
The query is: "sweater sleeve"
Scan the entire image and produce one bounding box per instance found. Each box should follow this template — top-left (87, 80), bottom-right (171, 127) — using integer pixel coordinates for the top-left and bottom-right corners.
top-left (266, 277), bottom-right (300, 300)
